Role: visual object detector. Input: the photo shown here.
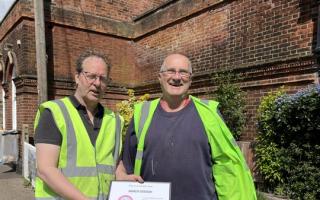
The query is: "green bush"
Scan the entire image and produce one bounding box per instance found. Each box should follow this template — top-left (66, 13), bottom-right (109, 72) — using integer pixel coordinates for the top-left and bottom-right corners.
top-left (116, 89), bottom-right (150, 140)
top-left (210, 71), bottom-right (246, 140)
top-left (255, 88), bottom-right (286, 190)
top-left (255, 85), bottom-right (320, 199)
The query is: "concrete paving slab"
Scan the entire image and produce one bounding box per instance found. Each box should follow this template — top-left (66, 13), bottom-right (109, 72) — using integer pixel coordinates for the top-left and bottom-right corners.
top-left (0, 164), bottom-right (34, 200)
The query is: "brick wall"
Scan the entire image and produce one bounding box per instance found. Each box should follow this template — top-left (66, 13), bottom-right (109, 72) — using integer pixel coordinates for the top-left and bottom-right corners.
top-left (0, 29), bottom-right (24, 77)
top-left (0, 18), bottom-right (36, 133)
top-left (15, 78), bottom-right (38, 137)
top-left (20, 21), bottom-right (37, 76)
top-left (46, 25), bottom-right (136, 85)
top-left (0, 0), bottom-right (171, 44)
top-left (0, 1), bottom-right (25, 42)
top-left (227, 0), bottom-right (315, 67)
top-left (50, 0), bottom-right (169, 22)
top-left (134, 0), bottom-right (316, 84)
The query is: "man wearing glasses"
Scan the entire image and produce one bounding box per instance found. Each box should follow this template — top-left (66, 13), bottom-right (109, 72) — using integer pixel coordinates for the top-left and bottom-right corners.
top-left (116, 53), bottom-right (256, 200)
top-left (34, 50), bottom-right (123, 200)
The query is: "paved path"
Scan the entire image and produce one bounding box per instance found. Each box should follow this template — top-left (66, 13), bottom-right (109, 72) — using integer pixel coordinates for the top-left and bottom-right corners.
top-left (0, 164), bottom-right (34, 200)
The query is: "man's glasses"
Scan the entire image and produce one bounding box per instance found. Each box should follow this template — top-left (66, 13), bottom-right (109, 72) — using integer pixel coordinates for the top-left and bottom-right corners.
top-left (81, 71), bottom-right (109, 85)
top-left (160, 69), bottom-right (192, 79)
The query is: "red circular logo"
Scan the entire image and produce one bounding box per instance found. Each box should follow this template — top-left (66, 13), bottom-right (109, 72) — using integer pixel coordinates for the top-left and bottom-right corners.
top-left (118, 195), bottom-right (133, 200)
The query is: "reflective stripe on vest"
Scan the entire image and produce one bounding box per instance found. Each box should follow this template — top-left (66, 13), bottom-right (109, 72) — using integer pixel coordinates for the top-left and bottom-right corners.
top-left (35, 98), bottom-right (122, 200)
top-left (137, 101), bottom-right (151, 142)
top-left (113, 114), bottom-right (121, 166)
top-left (133, 98), bottom-right (159, 175)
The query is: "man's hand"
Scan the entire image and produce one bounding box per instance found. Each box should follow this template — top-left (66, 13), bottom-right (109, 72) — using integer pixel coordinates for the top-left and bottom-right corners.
top-left (116, 161), bottom-right (144, 183)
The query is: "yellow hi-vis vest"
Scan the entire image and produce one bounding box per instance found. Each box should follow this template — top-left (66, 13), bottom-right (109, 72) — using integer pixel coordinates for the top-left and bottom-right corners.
top-left (133, 95), bottom-right (257, 200)
top-left (34, 97), bottom-right (123, 200)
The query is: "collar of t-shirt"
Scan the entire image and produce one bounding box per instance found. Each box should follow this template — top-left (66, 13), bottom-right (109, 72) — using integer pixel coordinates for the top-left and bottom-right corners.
top-left (68, 95), bottom-right (104, 129)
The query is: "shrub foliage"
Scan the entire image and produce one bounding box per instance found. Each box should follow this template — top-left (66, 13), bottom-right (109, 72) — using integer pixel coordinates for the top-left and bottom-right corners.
top-left (210, 71), bottom-right (246, 140)
top-left (255, 85), bottom-right (320, 199)
top-left (116, 89), bottom-right (150, 140)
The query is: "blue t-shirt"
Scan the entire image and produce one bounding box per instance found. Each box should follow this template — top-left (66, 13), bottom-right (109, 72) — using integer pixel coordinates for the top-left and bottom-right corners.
top-left (122, 101), bottom-right (218, 200)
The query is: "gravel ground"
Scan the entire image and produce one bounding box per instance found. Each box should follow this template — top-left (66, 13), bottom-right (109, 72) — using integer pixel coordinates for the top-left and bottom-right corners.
top-left (0, 164), bottom-right (34, 200)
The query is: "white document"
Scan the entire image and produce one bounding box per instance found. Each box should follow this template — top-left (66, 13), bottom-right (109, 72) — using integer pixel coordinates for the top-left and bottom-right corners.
top-left (108, 181), bottom-right (171, 200)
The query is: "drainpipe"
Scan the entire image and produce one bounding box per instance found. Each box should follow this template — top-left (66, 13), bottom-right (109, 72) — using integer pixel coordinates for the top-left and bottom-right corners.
top-left (34, 0), bottom-right (48, 104)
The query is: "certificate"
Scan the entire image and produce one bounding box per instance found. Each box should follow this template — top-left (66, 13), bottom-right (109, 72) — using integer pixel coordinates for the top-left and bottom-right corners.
top-left (108, 181), bottom-right (171, 200)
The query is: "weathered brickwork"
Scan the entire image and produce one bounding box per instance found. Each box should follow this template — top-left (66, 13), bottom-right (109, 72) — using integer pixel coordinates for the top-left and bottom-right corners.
top-left (0, 1), bottom-right (24, 41)
top-left (50, 0), bottom-right (169, 22)
top-left (16, 92), bottom-right (38, 134)
top-left (227, 0), bottom-right (315, 67)
top-left (19, 21), bottom-right (36, 76)
top-left (46, 25), bottom-right (136, 84)
top-left (135, 0), bottom-right (316, 84)
top-left (0, 30), bottom-right (23, 76)
top-left (134, 7), bottom-right (231, 83)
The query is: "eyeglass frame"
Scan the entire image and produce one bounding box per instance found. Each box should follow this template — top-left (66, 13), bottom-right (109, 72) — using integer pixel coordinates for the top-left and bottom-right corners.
top-left (80, 71), bottom-right (110, 85)
top-left (160, 68), bottom-right (192, 79)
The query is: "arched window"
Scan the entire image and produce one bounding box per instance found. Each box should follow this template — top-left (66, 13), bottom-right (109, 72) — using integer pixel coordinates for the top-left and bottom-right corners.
top-left (3, 51), bottom-right (17, 131)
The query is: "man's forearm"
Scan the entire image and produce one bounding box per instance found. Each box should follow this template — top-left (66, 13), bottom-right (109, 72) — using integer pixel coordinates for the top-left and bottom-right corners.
top-left (37, 166), bottom-right (88, 200)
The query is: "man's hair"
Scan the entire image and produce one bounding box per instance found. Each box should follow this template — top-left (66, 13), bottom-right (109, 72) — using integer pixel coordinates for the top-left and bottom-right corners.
top-left (160, 53), bottom-right (192, 74)
top-left (76, 49), bottom-right (111, 75)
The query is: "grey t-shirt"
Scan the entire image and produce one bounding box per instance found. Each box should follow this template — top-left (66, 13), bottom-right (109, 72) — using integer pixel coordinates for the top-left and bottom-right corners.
top-left (122, 101), bottom-right (218, 200)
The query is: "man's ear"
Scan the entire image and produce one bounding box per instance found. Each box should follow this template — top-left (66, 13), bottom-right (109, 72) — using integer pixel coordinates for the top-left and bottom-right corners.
top-left (75, 73), bottom-right (80, 85)
top-left (158, 73), bottom-right (162, 82)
